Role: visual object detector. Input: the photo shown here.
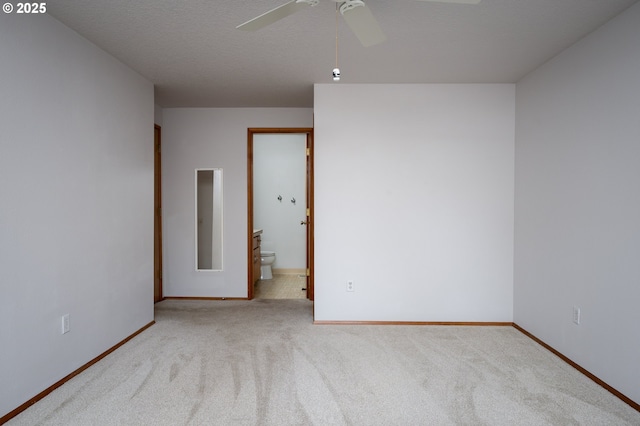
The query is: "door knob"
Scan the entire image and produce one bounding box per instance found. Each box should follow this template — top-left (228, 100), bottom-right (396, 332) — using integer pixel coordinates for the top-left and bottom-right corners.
top-left (300, 221), bottom-right (308, 225)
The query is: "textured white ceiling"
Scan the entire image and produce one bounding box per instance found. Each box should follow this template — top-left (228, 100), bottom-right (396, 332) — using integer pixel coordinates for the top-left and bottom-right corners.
top-left (47, 0), bottom-right (638, 107)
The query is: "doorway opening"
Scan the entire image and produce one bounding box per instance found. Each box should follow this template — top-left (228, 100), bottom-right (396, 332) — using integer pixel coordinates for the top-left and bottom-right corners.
top-left (247, 128), bottom-right (314, 301)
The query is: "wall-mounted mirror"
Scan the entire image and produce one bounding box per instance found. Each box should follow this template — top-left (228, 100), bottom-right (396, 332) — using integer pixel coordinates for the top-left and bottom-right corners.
top-left (196, 168), bottom-right (223, 270)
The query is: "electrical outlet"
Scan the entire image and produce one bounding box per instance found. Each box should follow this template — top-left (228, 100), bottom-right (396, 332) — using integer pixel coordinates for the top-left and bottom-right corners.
top-left (346, 280), bottom-right (354, 292)
top-left (61, 314), bottom-right (70, 334)
top-left (572, 306), bottom-right (581, 325)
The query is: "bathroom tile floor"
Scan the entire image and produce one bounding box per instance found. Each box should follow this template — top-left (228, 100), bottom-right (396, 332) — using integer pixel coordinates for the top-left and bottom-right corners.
top-left (254, 274), bottom-right (307, 299)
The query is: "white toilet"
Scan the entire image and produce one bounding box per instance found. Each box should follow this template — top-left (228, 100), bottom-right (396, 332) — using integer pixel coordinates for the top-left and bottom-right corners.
top-left (260, 251), bottom-right (276, 280)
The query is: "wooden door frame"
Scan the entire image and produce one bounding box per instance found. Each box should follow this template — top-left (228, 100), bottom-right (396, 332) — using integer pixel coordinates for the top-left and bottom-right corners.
top-left (154, 124), bottom-right (163, 303)
top-left (247, 128), bottom-right (314, 301)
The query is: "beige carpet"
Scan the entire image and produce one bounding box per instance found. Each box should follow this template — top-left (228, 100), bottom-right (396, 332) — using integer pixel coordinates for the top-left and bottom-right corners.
top-left (7, 299), bottom-right (640, 425)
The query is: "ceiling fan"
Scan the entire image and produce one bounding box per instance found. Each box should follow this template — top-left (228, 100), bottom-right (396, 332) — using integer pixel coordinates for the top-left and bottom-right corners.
top-left (236, 0), bottom-right (481, 47)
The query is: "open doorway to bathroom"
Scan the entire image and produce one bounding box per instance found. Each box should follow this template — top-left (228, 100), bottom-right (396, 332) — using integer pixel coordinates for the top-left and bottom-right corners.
top-left (247, 128), bottom-right (314, 301)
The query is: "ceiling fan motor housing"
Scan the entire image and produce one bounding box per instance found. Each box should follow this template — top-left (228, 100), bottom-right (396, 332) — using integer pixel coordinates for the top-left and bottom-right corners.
top-left (339, 0), bottom-right (365, 15)
top-left (296, 0), bottom-right (319, 6)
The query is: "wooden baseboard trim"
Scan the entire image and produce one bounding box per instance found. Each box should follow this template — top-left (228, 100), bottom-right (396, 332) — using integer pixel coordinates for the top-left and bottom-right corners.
top-left (313, 320), bottom-right (513, 326)
top-left (513, 323), bottom-right (640, 412)
top-left (162, 296), bottom-right (247, 301)
top-left (1, 321), bottom-right (155, 424)
top-left (272, 268), bottom-right (306, 275)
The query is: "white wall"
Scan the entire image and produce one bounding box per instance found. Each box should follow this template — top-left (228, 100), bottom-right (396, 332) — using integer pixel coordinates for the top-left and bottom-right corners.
top-left (162, 109), bottom-right (313, 297)
top-left (514, 2), bottom-right (640, 405)
top-left (0, 13), bottom-right (154, 418)
top-left (254, 134), bottom-right (307, 271)
top-left (314, 84), bottom-right (515, 322)
top-left (154, 104), bottom-right (163, 126)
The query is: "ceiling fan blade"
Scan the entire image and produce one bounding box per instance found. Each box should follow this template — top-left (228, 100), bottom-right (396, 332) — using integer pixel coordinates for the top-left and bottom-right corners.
top-left (416, 0), bottom-right (481, 4)
top-left (236, 0), bottom-right (317, 31)
top-left (340, 1), bottom-right (386, 47)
